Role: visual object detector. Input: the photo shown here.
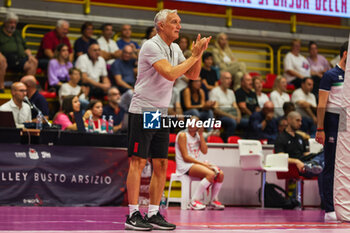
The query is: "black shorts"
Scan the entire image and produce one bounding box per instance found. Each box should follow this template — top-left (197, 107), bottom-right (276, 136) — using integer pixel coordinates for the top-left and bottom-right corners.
top-left (5, 54), bottom-right (27, 72)
top-left (128, 113), bottom-right (169, 159)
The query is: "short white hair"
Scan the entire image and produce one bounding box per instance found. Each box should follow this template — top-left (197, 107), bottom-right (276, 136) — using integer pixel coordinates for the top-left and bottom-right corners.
top-left (5, 12), bottom-right (18, 22)
top-left (57, 19), bottom-right (69, 28)
top-left (154, 9), bottom-right (177, 31)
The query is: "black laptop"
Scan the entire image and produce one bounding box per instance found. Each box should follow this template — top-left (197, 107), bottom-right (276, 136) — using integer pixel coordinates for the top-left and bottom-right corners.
top-left (0, 111), bottom-right (16, 128)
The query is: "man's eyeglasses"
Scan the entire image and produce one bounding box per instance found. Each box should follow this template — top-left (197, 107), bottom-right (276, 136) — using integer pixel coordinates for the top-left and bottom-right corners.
top-left (16, 89), bottom-right (27, 93)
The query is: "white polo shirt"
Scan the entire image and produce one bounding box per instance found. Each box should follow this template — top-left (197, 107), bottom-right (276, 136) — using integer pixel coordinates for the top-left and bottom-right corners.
top-left (97, 36), bottom-right (120, 65)
top-left (284, 52), bottom-right (311, 83)
top-left (0, 99), bottom-right (32, 128)
top-left (291, 88), bottom-right (316, 118)
top-left (129, 34), bottom-right (185, 115)
top-left (75, 54), bottom-right (107, 83)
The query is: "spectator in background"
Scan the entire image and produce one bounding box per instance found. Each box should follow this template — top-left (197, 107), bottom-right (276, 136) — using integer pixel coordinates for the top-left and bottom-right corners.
top-left (75, 43), bottom-right (111, 99)
top-left (20, 75), bottom-right (49, 119)
top-left (117, 24), bottom-right (139, 57)
top-left (278, 117), bottom-right (288, 133)
top-left (97, 23), bottom-right (121, 65)
top-left (47, 43), bottom-right (73, 90)
top-left (59, 68), bottom-right (88, 108)
top-left (176, 35), bottom-right (191, 54)
top-left (235, 73), bottom-right (259, 128)
top-left (140, 26), bottom-right (157, 47)
top-left (291, 77), bottom-right (317, 136)
top-left (249, 101), bottom-right (278, 144)
top-left (83, 99), bottom-right (104, 131)
top-left (181, 79), bottom-right (215, 129)
top-left (102, 87), bottom-right (125, 133)
top-left (209, 71), bottom-right (241, 142)
top-left (270, 76), bottom-right (290, 118)
top-left (175, 116), bottom-right (225, 210)
top-left (0, 12), bottom-right (38, 93)
top-left (307, 41), bottom-right (331, 99)
top-left (200, 52), bottom-right (218, 92)
top-left (284, 39), bottom-right (311, 89)
top-left (53, 95), bottom-right (84, 130)
top-left (275, 111), bottom-right (324, 177)
top-left (212, 32), bottom-right (246, 90)
top-left (0, 82), bottom-right (31, 127)
top-left (36, 19), bottom-right (73, 69)
top-left (253, 76), bottom-right (269, 108)
top-left (73, 22), bottom-right (97, 60)
top-left (110, 45), bottom-right (137, 93)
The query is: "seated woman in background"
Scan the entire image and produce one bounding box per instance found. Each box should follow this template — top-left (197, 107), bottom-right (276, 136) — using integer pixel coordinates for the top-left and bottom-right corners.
top-left (83, 99), bottom-right (104, 132)
top-left (53, 95), bottom-right (84, 130)
top-left (253, 76), bottom-right (269, 108)
top-left (212, 32), bottom-right (246, 90)
top-left (47, 43), bottom-right (73, 91)
top-left (181, 79), bottom-right (215, 130)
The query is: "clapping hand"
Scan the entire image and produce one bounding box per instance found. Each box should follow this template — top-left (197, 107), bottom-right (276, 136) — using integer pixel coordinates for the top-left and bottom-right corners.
top-left (192, 34), bottom-right (212, 59)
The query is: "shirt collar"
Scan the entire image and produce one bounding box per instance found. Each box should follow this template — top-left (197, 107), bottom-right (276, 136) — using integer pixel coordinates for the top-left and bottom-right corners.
top-left (9, 98), bottom-right (19, 109)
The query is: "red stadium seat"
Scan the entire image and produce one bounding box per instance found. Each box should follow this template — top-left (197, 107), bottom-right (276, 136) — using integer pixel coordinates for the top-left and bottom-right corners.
top-left (207, 135), bottom-right (224, 143)
top-left (277, 164), bottom-right (318, 208)
top-left (168, 133), bottom-right (177, 154)
top-left (262, 73), bottom-right (277, 89)
top-left (249, 72), bottom-right (261, 78)
top-left (227, 136), bottom-right (241, 144)
top-left (166, 160), bottom-right (176, 181)
top-left (287, 84), bottom-right (295, 91)
top-left (39, 91), bottom-right (56, 98)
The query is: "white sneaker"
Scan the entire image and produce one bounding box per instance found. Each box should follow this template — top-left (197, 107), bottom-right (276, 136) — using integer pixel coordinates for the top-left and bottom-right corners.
top-left (324, 211), bottom-right (338, 222)
top-left (187, 200), bottom-right (206, 210)
top-left (207, 200), bottom-right (225, 210)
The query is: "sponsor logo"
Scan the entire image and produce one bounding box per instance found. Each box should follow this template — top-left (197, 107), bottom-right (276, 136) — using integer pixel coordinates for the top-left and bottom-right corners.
top-left (15, 152), bottom-right (26, 158)
top-left (23, 194), bottom-right (43, 206)
top-left (28, 148), bottom-right (39, 160)
top-left (41, 151), bottom-right (51, 159)
top-left (143, 109), bottom-right (222, 130)
top-left (143, 110), bottom-right (161, 129)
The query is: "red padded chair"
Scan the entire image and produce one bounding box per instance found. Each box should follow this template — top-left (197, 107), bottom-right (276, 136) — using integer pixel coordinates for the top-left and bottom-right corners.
top-left (168, 133), bottom-right (177, 154)
top-left (207, 135), bottom-right (224, 143)
top-left (166, 160), bottom-right (176, 181)
top-left (227, 136), bottom-right (241, 144)
top-left (262, 73), bottom-right (277, 89)
top-left (276, 163), bottom-right (318, 208)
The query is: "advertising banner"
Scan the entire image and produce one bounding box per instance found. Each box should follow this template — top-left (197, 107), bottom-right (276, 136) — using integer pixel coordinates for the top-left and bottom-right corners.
top-left (0, 144), bottom-right (128, 206)
top-left (176, 0), bottom-right (350, 18)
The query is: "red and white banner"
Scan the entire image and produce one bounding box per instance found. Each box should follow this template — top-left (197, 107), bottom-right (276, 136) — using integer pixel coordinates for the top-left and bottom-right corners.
top-left (176, 0), bottom-right (349, 18)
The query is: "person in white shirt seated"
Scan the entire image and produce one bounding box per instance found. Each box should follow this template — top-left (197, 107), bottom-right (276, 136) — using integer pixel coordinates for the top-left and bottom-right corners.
top-left (270, 75), bottom-right (290, 118)
top-left (175, 116), bottom-right (225, 210)
top-left (284, 39), bottom-right (311, 89)
top-left (75, 43), bottom-right (111, 99)
top-left (253, 76), bottom-right (269, 108)
top-left (209, 71), bottom-right (241, 142)
top-left (97, 23), bottom-right (121, 65)
top-left (291, 77), bottom-right (317, 137)
top-left (0, 82), bottom-right (31, 128)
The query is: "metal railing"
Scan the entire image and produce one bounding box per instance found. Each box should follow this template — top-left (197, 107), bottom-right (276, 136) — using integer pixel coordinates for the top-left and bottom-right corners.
top-left (22, 24), bottom-right (273, 75)
top-left (277, 45), bottom-right (338, 75)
